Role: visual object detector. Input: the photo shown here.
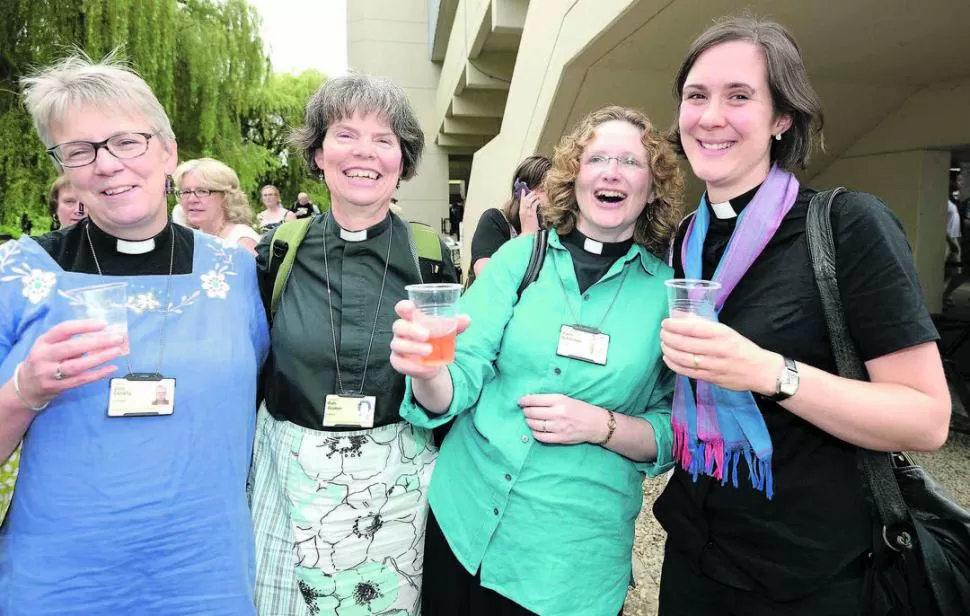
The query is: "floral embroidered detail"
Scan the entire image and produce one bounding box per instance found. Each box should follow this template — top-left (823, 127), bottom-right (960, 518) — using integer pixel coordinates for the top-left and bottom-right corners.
top-left (200, 270), bottom-right (230, 299)
top-left (20, 269), bottom-right (57, 304)
top-left (128, 291), bottom-right (162, 314)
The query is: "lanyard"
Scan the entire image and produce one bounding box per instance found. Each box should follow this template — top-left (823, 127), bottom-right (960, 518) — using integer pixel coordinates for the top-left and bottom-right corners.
top-left (321, 213), bottom-right (393, 395)
top-left (551, 248), bottom-right (630, 331)
top-left (84, 221), bottom-right (174, 377)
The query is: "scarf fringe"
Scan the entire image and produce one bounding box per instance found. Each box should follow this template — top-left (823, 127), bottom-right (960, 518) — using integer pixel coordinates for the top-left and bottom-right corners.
top-left (674, 441), bottom-right (774, 500)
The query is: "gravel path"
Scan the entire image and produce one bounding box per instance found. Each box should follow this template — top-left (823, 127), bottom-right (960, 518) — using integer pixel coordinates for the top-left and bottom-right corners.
top-left (622, 431), bottom-right (970, 616)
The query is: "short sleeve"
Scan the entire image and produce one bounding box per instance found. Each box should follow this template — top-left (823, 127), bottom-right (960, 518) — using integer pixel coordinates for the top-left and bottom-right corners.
top-left (471, 209), bottom-right (513, 265)
top-left (832, 191), bottom-right (939, 361)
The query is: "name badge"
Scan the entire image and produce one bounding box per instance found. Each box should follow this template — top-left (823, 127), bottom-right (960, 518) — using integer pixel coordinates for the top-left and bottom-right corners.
top-left (556, 324), bottom-right (609, 366)
top-left (107, 373), bottom-right (176, 417)
top-left (323, 394), bottom-right (376, 428)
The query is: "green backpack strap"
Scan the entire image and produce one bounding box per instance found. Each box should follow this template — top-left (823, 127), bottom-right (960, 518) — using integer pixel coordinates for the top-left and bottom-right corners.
top-left (268, 217), bottom-right (313, 319)
top-left (409, 221), bottom-right (442, 261)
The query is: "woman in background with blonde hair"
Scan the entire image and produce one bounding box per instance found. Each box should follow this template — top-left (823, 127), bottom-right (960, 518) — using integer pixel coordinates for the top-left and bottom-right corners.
top-left (173, 157), bottom-right (260, 255)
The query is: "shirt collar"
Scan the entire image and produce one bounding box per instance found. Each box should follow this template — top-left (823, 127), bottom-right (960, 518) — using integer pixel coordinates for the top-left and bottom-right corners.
top-left (548, 229), bottom-right (661, 275)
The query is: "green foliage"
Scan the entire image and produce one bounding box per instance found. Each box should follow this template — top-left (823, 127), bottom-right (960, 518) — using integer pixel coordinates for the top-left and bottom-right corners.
top-left (0, 0), bottom-right (326, 228)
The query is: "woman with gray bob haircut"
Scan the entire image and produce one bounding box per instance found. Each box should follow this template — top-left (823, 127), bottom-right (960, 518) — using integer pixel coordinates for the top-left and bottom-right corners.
top-left (250, 72), bottom-right (456, 615)
top-left (0, 52), bottom-right (268, 614)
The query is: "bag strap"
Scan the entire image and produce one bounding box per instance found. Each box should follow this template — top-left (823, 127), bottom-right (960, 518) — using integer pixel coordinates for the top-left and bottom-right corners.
top-left (517, 229), bottom-right (548, 299)
top-left (805, 187), bottom-right (915, 552)
top-left (268, 216), bottom-right (314, 320)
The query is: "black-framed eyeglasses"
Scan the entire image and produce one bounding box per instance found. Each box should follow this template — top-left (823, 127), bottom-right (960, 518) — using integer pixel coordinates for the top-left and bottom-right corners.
top-left (174, 188), bottom-right (223, 199)
top-left (46, 131), bottom-right (157, 168)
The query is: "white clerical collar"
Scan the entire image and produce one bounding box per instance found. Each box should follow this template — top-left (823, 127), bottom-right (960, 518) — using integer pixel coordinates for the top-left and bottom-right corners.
top-left (116, 238), bottom-right (156, 254)
top-left (710, 200), bottom-right (738, 220)
top-left (339, 228), bottom-right (368, 242)
top-left (583, 237), bottom-right (604, 254)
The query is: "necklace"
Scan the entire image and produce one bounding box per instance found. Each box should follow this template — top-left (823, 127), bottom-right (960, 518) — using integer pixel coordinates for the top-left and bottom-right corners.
top-left (321, 213), bottom-right (393, 395)
top-left (85, 221), bottom-right (175, 376)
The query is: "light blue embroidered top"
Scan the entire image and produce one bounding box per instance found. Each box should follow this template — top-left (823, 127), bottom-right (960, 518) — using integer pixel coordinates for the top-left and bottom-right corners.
top-left (0, 234), bottom-right (268, 615)
top-left (401, 230), bottom-right (674, 616)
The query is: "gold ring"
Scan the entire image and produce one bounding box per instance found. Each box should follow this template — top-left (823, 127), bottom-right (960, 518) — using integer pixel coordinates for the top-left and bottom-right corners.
top-left (54, 364), bottom-right (65, 381)
top-left (692, 354), bottom-right (700, 369)
top-left (543, 420), bottom-right (549, 432)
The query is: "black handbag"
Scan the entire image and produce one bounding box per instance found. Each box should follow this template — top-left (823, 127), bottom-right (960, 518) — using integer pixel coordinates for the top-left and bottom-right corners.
top-left (806, 187), bottom-right (970, 615)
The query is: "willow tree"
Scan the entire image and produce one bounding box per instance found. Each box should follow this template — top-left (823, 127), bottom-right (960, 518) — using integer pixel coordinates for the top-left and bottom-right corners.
top-left (0, 0), bottom-right (270, 233)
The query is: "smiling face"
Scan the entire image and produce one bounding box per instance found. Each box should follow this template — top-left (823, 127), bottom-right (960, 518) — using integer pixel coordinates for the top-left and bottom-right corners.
top-left (314, 111), bottom-right (403, 214)
top-left (51, 105), bottom-right (176, 239)
top-left (678, 40), bottom-right (791, 203)
top-left (178, 171), bottom-right (227, 233)
top-left (55, 185), bottom-right (87, 227)
top-left (573, 120), bottom-right (655, 243)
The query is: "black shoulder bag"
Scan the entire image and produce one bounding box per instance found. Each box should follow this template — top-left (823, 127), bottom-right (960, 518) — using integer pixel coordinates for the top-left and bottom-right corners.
top-left (806, 187), bottom-right (970, 615)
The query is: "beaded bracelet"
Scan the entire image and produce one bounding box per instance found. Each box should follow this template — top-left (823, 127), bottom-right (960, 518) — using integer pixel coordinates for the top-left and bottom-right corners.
top-left (13, 362), bottom-right (49, 412)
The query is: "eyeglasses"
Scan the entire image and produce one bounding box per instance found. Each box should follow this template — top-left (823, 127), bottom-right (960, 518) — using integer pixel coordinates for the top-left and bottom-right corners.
top-left (582, 154), bottom-right (646, 169)
top-left (175, 188), bottom-right (223, 199)
top-left (47, 132), bottom-right (157, 168)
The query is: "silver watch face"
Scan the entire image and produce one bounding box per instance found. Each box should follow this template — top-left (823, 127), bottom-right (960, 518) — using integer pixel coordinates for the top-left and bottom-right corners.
top-left (779, 369), bottom-right (799, 396)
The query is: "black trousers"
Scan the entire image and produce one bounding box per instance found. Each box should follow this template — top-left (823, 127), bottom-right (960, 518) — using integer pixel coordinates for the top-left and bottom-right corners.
top-left (422, 509), bottom-right (537, 615)
top-left (658, 543), bottom-right (868, 616)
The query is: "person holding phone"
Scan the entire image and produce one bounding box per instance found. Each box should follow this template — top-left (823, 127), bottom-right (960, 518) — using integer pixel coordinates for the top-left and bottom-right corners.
top-left (467, 155), bottom-right (551, 284)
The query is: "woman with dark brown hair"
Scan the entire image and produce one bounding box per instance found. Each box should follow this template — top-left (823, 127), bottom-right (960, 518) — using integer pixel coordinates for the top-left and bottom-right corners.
top-left (468, 154), bottom-right (551, 280)
top-left (47, 175), bottom-right (86, 230)
top-left (389, 105), bottom-right (683, 615)
top-left (655, 15), bottom-right (949, 615)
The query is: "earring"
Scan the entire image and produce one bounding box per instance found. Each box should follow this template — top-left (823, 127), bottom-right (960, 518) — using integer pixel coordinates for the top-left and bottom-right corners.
top-left (774, 133), bottom-right (783, 141)
top-left (164, 175), bottom-right (174, 194)
top-left (319, 171), bottom-right (325, 183)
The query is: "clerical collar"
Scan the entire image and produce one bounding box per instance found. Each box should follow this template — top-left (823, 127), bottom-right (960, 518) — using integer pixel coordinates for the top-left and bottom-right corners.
top-left (86, 220), bottom-right (170, 255)
top-left (331, 212), bottom-right (392, 242)
top-left (562, 228), bottom-right (633, 257)
top-left (706, 183), bottom-right (762, 220)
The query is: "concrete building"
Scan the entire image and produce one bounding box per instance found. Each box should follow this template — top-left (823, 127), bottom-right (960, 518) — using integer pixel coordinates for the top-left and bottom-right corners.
top-left (347, 0), bottom-right (970, 311)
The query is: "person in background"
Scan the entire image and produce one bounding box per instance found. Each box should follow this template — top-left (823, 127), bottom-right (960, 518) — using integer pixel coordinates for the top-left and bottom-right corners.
top-left (468, 155), bottom-right (551, 282)
top-left (173, 157), bottom-right (261, 255)
top-left (654, 15), bottom-right (949, 615)
top-left (448, 198), bottom-right (464, 238)
top-left (48, 175), bottom-right (87, 230)
top-left (250, 72), bottom-right (457, 616)
top-left (291, 191), bottom-right (321, 219)
top-left (944, 181), bottom-right (964, 307)
top-left (389, 105), bottom-right (683, 616)
top-left (0, 53), bottom-right (268, 614)
top-left (19, 214), bottom-right (32, 237)
top-left (256, 184), bottom-right (294, 232)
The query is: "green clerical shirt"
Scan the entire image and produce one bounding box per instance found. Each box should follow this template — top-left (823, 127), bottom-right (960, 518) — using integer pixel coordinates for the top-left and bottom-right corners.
top-left (401, 230), bottom-right (674, 616)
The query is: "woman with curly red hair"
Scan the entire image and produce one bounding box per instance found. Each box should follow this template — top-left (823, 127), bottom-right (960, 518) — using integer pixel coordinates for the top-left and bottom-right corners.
top-left (389, 105), bottom-right (684, 615)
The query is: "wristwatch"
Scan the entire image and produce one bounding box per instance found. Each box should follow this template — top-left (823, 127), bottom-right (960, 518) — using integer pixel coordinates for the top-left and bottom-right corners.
top-left (766, 357), bottom-right (799, 402)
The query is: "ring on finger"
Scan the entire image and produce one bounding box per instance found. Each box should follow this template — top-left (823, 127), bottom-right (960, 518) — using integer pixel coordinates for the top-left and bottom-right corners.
top-left (54, 363), bottom-right (65, 381)
top-left (543, 419), bottom-right (549, 432)
top-left (692, 354), bottom-right (701, 369)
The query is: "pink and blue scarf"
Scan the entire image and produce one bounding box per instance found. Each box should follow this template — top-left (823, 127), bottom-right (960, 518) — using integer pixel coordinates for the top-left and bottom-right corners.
top-left (671, 165), bottom-right (800, 499)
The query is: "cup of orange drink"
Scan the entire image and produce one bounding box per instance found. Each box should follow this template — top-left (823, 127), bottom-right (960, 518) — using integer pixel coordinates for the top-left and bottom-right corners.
top-left (405, 283), bottom-right (463, 366)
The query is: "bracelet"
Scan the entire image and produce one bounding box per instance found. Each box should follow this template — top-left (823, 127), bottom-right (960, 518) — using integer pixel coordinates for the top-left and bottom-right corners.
top-left (602, 410), bottom-right (617, 445)
top-left (12, 362), bottom-right (48, 412)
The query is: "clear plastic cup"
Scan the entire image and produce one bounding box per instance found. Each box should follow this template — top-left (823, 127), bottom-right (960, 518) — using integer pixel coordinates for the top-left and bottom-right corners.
top-left (664, 279), bottom-right (721, 320)
top-left (63, 282), bottom-right (130, 355)
top-left (405, 283), bottom-right (463, 366)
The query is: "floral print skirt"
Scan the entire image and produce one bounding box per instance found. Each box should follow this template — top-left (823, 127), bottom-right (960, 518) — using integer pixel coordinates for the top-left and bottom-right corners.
top-left (0, 446), bottom-right (19, 526)
top-left (251, 405), bottom-right (437, 616)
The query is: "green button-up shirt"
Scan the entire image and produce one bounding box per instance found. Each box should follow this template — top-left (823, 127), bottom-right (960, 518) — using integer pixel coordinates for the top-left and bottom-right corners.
top-left (401, 230), bottom-right (674, 615)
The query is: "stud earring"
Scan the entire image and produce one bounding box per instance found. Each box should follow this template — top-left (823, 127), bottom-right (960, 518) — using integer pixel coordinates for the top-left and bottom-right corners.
top-left (774, 133), bottom-right (783, 141)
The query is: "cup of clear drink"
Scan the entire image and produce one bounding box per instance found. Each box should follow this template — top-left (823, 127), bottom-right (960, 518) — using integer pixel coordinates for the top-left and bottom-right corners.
top-left (63, 282), bottom-right (130, 355)
top-left (405, 283), bottom-right (463, 366)
top-left (664, 279), bottom-right (721, 320)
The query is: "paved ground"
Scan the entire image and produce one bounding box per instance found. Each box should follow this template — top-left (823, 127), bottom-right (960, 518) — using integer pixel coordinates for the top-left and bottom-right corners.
top-left (622, 414), bottom-right (970, 616)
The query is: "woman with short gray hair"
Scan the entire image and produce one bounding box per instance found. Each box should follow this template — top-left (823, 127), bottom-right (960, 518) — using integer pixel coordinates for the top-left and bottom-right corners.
top-left (250, 71), bottom-right (457, 615)
top-left (0, 54), bottom-right (268, 613)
